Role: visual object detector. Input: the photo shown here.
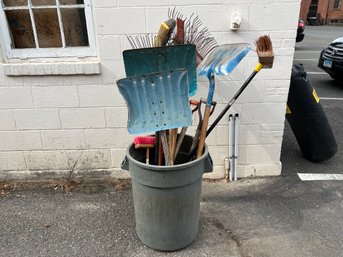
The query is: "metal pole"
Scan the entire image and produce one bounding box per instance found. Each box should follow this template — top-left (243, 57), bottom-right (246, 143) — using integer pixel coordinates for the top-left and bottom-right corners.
top-left (229, 114), bottom-right (234, 181)
top-left (234, 114), bottom-right (239, 181)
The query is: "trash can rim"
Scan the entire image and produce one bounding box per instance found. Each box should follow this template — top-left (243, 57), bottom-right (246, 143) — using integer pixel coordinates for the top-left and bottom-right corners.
top-left (125, 142), bottom-right (210, 171)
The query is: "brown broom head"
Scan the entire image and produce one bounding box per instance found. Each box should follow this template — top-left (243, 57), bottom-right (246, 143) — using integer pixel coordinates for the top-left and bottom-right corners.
top-left (255, 35), bottom-right (274, 68)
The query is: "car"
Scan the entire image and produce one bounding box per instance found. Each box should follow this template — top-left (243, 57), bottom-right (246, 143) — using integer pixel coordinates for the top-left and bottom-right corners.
top-left (318, 37), bottom-right (343, 81)
top-left (296, 19), bottom-right (305, 43)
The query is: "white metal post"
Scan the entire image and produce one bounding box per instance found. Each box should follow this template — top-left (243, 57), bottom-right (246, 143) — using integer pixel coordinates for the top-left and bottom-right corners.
top-left (229, 114), bottom-right (234, 181)
top-left (234, 113), bottom-right (239, 181)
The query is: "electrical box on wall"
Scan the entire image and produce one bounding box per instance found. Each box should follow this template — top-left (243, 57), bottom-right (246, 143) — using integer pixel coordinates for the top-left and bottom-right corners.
top-left (230, 12), bottom-right (242, 31)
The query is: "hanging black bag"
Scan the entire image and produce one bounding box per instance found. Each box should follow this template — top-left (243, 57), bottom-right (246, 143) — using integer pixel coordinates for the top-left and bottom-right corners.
top-left (286, 64), bottom-right (337, 162)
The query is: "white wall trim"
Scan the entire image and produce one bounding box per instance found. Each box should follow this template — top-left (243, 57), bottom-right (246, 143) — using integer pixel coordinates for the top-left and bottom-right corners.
top-left (3, 61), bottom-right (101, 76)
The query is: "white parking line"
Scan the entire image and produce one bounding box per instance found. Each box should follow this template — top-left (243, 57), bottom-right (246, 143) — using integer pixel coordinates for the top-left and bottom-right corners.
top-left (320, 97), bottom-right (343, 101)
top-left (306, 71), bottom-right (328, 75)
top-left (298, 173), bottom-right (343, 181)
top-left (295, 50), bottom-right (321, 53)
top-left (294, 59), bottom-right (318, 61)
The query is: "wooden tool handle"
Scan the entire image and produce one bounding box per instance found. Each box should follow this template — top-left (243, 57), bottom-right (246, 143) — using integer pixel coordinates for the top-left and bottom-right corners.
top-left (160, 131), bottom-right (170, 166)
top-left (146, 148), bottom-right (150, 165)
top-left (197, 105), bottom-right (211, 159)
top-left (169, 128), bottom-right (177, 165)
top-left (174, 126), bottom-right (187, 161)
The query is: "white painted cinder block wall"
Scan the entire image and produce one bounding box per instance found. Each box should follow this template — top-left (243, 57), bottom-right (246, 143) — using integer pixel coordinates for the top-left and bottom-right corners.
top-left (0, 0), bottom-right (301, 181)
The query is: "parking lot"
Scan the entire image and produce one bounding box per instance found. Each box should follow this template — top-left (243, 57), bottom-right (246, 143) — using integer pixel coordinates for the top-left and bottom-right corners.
top-left (0, 26), bottom-right (342, 257)
top-left (282, 25), bottom-right (343, 177)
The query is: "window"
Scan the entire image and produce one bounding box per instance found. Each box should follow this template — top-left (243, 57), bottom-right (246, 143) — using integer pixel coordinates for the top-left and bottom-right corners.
top-left (0, 0), bottom-right (96, 59)
top-left (333, 0), bottom-right (341, 9)
top-left (308, 0), bottom-right (318, 17)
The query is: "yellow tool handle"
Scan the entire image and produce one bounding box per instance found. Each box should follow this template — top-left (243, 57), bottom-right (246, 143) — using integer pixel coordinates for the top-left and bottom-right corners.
top-left (255, 63), bottom-right (263, 72)
top-left (154, 22), bottom-right (170, 47)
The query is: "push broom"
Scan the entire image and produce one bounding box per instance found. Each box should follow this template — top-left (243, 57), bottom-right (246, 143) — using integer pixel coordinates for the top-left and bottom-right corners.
top-left (205, 35), bottom-right (274, 138)
top-left (192, 35), bottom-right (274, 160)
top-left (133, 136), bottom-right (155, 164)
top-left (194, 43), bottom-right (251, 159)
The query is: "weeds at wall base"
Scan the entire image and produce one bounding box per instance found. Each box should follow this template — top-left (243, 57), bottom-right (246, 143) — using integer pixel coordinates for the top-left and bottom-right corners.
top-left (0, 178), bottom-right (132, 195)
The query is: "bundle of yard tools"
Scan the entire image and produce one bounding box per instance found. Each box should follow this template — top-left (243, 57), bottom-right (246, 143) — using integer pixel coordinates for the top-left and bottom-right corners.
top-left (117, 8), bottom-right (274, 166)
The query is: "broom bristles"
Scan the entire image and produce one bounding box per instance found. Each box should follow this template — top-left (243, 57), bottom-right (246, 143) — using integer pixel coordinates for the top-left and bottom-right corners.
top-left (134, 136), bottom-right (155, 148)
top-left (254, 35), bottom-right (273, 53)
top-left (254, 35), bottom-right (274, 68)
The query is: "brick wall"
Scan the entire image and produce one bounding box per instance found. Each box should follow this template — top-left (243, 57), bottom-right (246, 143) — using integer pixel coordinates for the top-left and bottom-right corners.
top-left (0, 0), bottom-right (301, 181)
top-left (299, 0), bottom-right (312, 21)
top-left (300, 0), bottom-right (343, 24)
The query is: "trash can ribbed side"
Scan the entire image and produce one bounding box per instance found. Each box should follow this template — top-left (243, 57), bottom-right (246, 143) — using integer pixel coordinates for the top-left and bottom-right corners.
top-left (132, 178), bottom-right (202, 251)
top-left (122, 135), bottom-right (213, 251)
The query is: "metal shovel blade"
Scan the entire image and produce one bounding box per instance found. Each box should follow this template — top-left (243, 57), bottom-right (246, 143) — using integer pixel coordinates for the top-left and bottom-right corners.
top-left (123, 44), bottom-right (197, 96)
top-left (117, 69), bottom-right (193, 135)
top-left (197, 43), bottom-right (250, 78)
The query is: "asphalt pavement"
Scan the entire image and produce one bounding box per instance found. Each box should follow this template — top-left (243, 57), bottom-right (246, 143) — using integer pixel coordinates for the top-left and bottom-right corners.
top-left (284, 25), bottom-right (343, 176)
top-left (1, 26), bottom-right (342, 257)
top-left (1, 176), bottom-right (342, 257)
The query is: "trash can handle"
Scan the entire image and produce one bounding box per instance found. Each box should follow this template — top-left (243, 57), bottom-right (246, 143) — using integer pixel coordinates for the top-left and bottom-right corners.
top-left (121, 156), bottom-right (129, 171)
top-left (203, 153), bottom-right (213, 173)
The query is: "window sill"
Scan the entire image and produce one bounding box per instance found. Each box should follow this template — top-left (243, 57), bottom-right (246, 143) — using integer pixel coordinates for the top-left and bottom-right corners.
top-left (3, 61), bottom-right (101, 76)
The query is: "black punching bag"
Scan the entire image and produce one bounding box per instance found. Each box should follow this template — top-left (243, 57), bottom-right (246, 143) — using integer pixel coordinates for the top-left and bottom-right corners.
top-left (286, 64), bottom-right (337, 162)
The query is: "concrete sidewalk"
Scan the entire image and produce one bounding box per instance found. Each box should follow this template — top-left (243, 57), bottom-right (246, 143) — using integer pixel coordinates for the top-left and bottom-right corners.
top-left (1, 176), bottom-right (342, 257)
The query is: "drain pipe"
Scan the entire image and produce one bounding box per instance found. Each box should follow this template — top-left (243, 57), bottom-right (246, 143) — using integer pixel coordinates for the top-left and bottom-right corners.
top-left (228, 114), bottom-right (234, 181)
top-left (234, 114), bottom-right (239, 181)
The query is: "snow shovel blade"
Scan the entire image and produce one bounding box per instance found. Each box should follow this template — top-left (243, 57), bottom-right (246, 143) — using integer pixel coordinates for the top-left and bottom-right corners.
top-left (197, 43), bottom-right (250, 78)
top-left (123, 44), bottom-right (197, 96)
top-left (117, 69), bottom-right (193, 135)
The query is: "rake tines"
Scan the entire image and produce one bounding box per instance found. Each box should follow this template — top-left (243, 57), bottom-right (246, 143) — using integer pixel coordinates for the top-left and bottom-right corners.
top-left (168, 8), bottom-right (218, 65)
top-left (127, 34), bottom-right (156, 49)
top-left (168, 6), bottom-right (185, 20)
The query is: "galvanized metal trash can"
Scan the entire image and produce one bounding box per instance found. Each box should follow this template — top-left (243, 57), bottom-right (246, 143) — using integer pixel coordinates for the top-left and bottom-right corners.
top-left (121, 135), bottom-right (213, 251)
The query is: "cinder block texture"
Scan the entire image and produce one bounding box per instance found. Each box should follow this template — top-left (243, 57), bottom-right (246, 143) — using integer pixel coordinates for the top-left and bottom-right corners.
top-left (0, 132), bottom-right (42, 151)
top-left (41, 130), bottom-right (86, 150)
top-left (32, 86), bottom-right (79, 108)
top-left (95, 8), bottom-right (146, 35)
top-left (14, 109), bottom-right (61, 130)
top-left (84, 128), bottom-right (130, 149)
top-left (60, 108), bottom-right (106, 129)
top-left (0, 110), bottom-right (16, 130)
top-left (0, 0), bottom-right (300, 180)
top-left (0, 152), bottom-right (26, 171)
top-left (0, 87), bottom-right (33, 109)
top-left (25, 150), bottom-right (111, 171)
top-left (78, 85), bottom-right (118, 107)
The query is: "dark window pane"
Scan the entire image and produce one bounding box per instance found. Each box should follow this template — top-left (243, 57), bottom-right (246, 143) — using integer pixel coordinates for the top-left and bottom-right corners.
top-left (32, 0), bottom-right (56, 5)
top-left (61, 8), bottom-right (88, 46)
top-left (5, 10), bottom-right (35, 48)
top-left (33, 9), bottom-right (62, 48)
top-left (333, 0), bottom-right (341, 9)
top-left (3, 0), bottom-right (27, 6)
top-left (60, 0), bottom-right (84, 5)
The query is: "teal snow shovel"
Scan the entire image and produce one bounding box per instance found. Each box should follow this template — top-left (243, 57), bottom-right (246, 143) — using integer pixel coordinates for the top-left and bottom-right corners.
top-left (123, 44), bottom-right (197, 96)
top-left (195, 43), bottom-right (250, 158)
top-left (117, 69), bottom-right (192, 135)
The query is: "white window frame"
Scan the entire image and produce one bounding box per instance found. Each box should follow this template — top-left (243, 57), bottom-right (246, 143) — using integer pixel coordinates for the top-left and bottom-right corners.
top-left (0, 0), bottom-right (96, 59)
